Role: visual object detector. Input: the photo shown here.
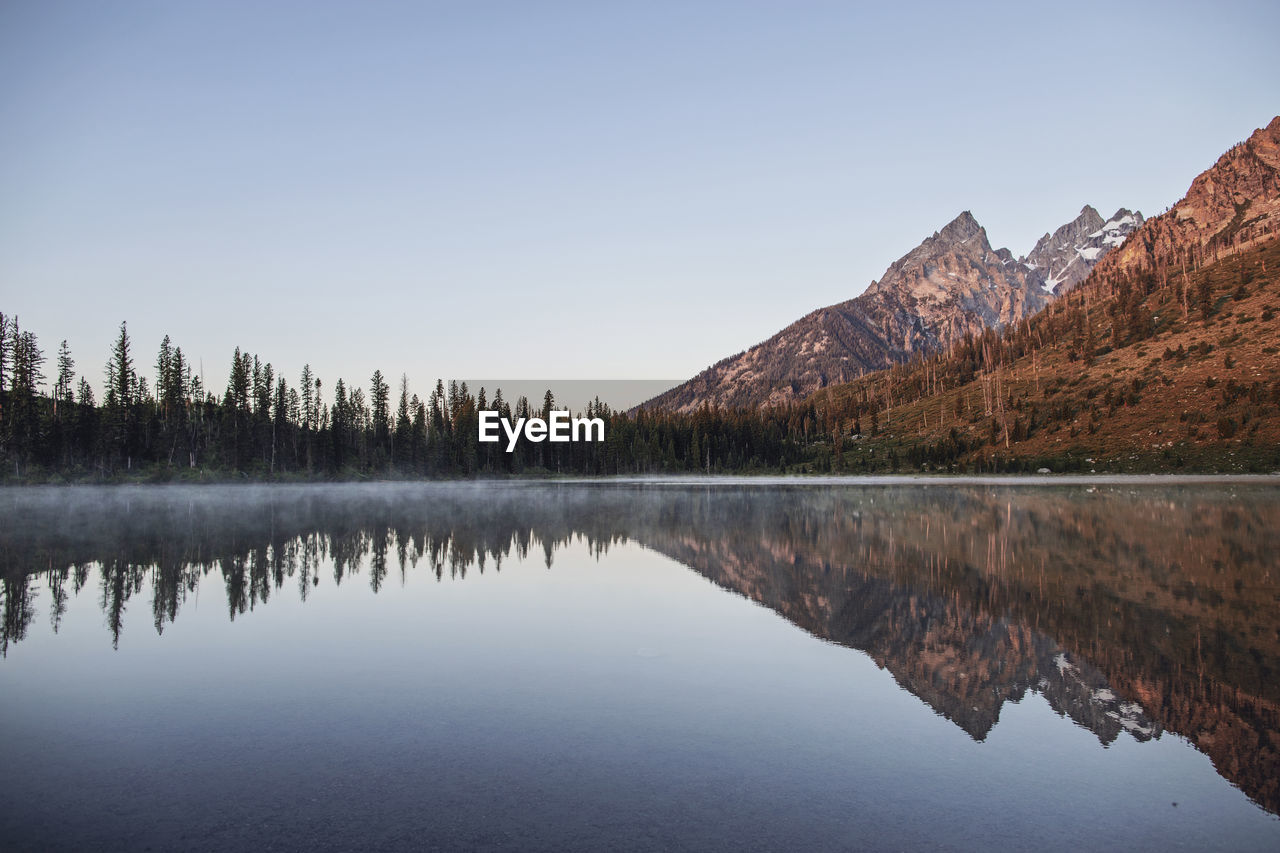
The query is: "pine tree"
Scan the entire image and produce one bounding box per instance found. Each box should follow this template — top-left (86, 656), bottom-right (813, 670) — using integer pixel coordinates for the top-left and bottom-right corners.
top-left (222, 347), bottom-right (253, 470)
top-left (394, 374), bottom-right (411, 467)
top-left (430, 379), bottom-right (447, 446)
top-left (105, 322), bottom-right (138, 469)
top-left (300, 364), bottom-right (315, 431)
top-left (7, 324), bottom-right (46, 472)
top-left (331, 378), bottom-right (349, 469)
top-left (224, 348), bottom-right (250, 412)
top-left (370, 369), bottom-right (390, 466)
top-left (1198, 276), bottom-right (1214, 319)
top-left (54, 340), bottom-right (75, 418)
top-left (107, 322), bottom-right (135, 409)
top-left (0, 312), bottom-right (10, 394)
top-left (411, 394), bottom-right (426, 470)
top-left (156, 336), bottom-right (174, 416)
top-left (272, 376), bottom-right (289, 473)
top-left (447, 380), bottom-right (461, 428)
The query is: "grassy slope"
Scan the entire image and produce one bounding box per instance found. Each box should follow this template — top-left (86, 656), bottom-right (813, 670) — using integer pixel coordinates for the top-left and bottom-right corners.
top-left (808, 238), bottom-right (1280, 473)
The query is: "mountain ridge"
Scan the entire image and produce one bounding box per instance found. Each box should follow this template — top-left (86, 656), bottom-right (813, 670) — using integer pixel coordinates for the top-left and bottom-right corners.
top-left (1082, 115), bottom-right (1280, 289)
top-left (798, 116), bottom-right (1280, 474)
top-left (643, 204), bottom-right (1139, 413)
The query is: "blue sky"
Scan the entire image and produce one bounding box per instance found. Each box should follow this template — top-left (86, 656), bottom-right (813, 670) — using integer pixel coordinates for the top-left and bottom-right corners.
top-left (1, 0), bottom-right (1277, 404)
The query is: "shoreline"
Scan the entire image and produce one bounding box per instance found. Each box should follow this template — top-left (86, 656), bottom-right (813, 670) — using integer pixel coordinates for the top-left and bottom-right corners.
top-left (3, 472), bottom-right (1280, 492)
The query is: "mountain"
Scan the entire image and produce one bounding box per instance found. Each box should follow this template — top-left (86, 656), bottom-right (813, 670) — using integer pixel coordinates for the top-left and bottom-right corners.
top-left (803, 115), bottom-right (1280, 474)
top-left (1024, 205), bottom-right (1143, 294)
top-left (1088, 115), bottom-right (1280, 285)
top-left (645, 207), bottom-right (1136, 413)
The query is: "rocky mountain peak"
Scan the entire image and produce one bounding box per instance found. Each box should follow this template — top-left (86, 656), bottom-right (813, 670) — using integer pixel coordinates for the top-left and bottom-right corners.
top-left (1023, 205), bottom-right (1143, 295)
top-left (642, 210), bottom-right (1050, 413)
top-left (866, 210), bottom-right (1000, 301)
top-left (1029, 205), bottom-right (1106, 250)
top-left (642, 199), bottom-right (1146, 413)
top-left (642, 116), bottom-right (1276, 416)
top-left (937, 210), bottom-right (984, 243)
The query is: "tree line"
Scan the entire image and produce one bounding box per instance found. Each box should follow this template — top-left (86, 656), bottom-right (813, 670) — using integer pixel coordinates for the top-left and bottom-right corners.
top-left (0, 314), bottom-right (806, 479)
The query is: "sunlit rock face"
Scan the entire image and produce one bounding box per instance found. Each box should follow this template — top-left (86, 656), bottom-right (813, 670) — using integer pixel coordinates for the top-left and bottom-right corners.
top-left (1086, 116), bottom-right (1280, 287)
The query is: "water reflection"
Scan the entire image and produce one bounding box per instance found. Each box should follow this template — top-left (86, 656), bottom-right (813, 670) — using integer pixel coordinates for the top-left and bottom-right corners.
top-left (1, 481), bottom-right (1278, 815)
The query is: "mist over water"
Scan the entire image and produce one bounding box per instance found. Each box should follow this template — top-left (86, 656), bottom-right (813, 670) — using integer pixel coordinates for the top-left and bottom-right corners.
top-left (1, 480), bottom-right (1278, 851)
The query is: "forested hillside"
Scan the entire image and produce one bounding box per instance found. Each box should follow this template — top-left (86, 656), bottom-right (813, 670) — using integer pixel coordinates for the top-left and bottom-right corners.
top-left (798, 227), bottom-right (1280, 473)
top-left (789, 117), bottom-right (1280, 473)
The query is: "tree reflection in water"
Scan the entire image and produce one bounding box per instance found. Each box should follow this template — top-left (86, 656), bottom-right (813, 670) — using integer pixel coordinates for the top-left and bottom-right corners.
top-left (1, 481), bottom-right (1278, 813)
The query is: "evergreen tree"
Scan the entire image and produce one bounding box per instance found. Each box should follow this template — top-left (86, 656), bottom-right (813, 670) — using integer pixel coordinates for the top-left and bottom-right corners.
top-left (431, 380), bottom-right (447, 435)
top-left (105, 322), bottom-right (138, 469)
top-left (7, 324), bottom-right (45, 471)
top-left (300, 364), bottom-right (315, 431)
top-left (411, 394), bottom-right (427, 471)
top-left (54, 340), bottom-right (75, 418)
top-left (223, 347), bottom-right (252, 469)
top-left (370, 369), bottom-right (390, 466)
top-left (0, 312), bottom-right (10, 394)
top-left (272, 376), bottom-right (289, 473)
top-left (331, 378), bottom-right (349, 469)
top-left (394, 374), bottom-right (411, 468)
top-left (156, 335), bottom-right (174, 417)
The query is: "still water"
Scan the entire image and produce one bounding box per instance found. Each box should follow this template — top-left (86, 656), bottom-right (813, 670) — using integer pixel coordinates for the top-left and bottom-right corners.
top-left (1, 479), bottom-right (1278, 851)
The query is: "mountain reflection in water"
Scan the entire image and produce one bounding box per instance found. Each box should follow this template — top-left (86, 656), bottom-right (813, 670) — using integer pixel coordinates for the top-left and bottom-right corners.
top-left (1, 481), bottom-right (1278, 817)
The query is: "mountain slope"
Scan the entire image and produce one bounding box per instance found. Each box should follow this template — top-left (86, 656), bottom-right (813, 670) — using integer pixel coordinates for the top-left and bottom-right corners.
top-left (1086, 115), bottom-right (1280, 287)
top-left (800, 117), bottom-right (1280, 473)
top-left (647, 117), bottom-right (1280, 418)
top-left (646, 206), bottom-right (1137, 413)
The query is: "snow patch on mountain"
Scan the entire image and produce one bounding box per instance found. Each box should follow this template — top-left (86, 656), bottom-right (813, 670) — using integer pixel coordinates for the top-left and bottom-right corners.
top-left (1022, 205), bottom-right (1144, 295)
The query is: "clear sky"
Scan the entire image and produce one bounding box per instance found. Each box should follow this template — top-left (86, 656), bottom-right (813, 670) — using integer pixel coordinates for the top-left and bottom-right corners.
top-left (1, 0), bottom-right (1277, 404)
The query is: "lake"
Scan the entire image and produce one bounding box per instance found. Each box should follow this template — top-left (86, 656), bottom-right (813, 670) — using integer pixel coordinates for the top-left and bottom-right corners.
top-left (1, 479), bottom-right (1279, 851)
